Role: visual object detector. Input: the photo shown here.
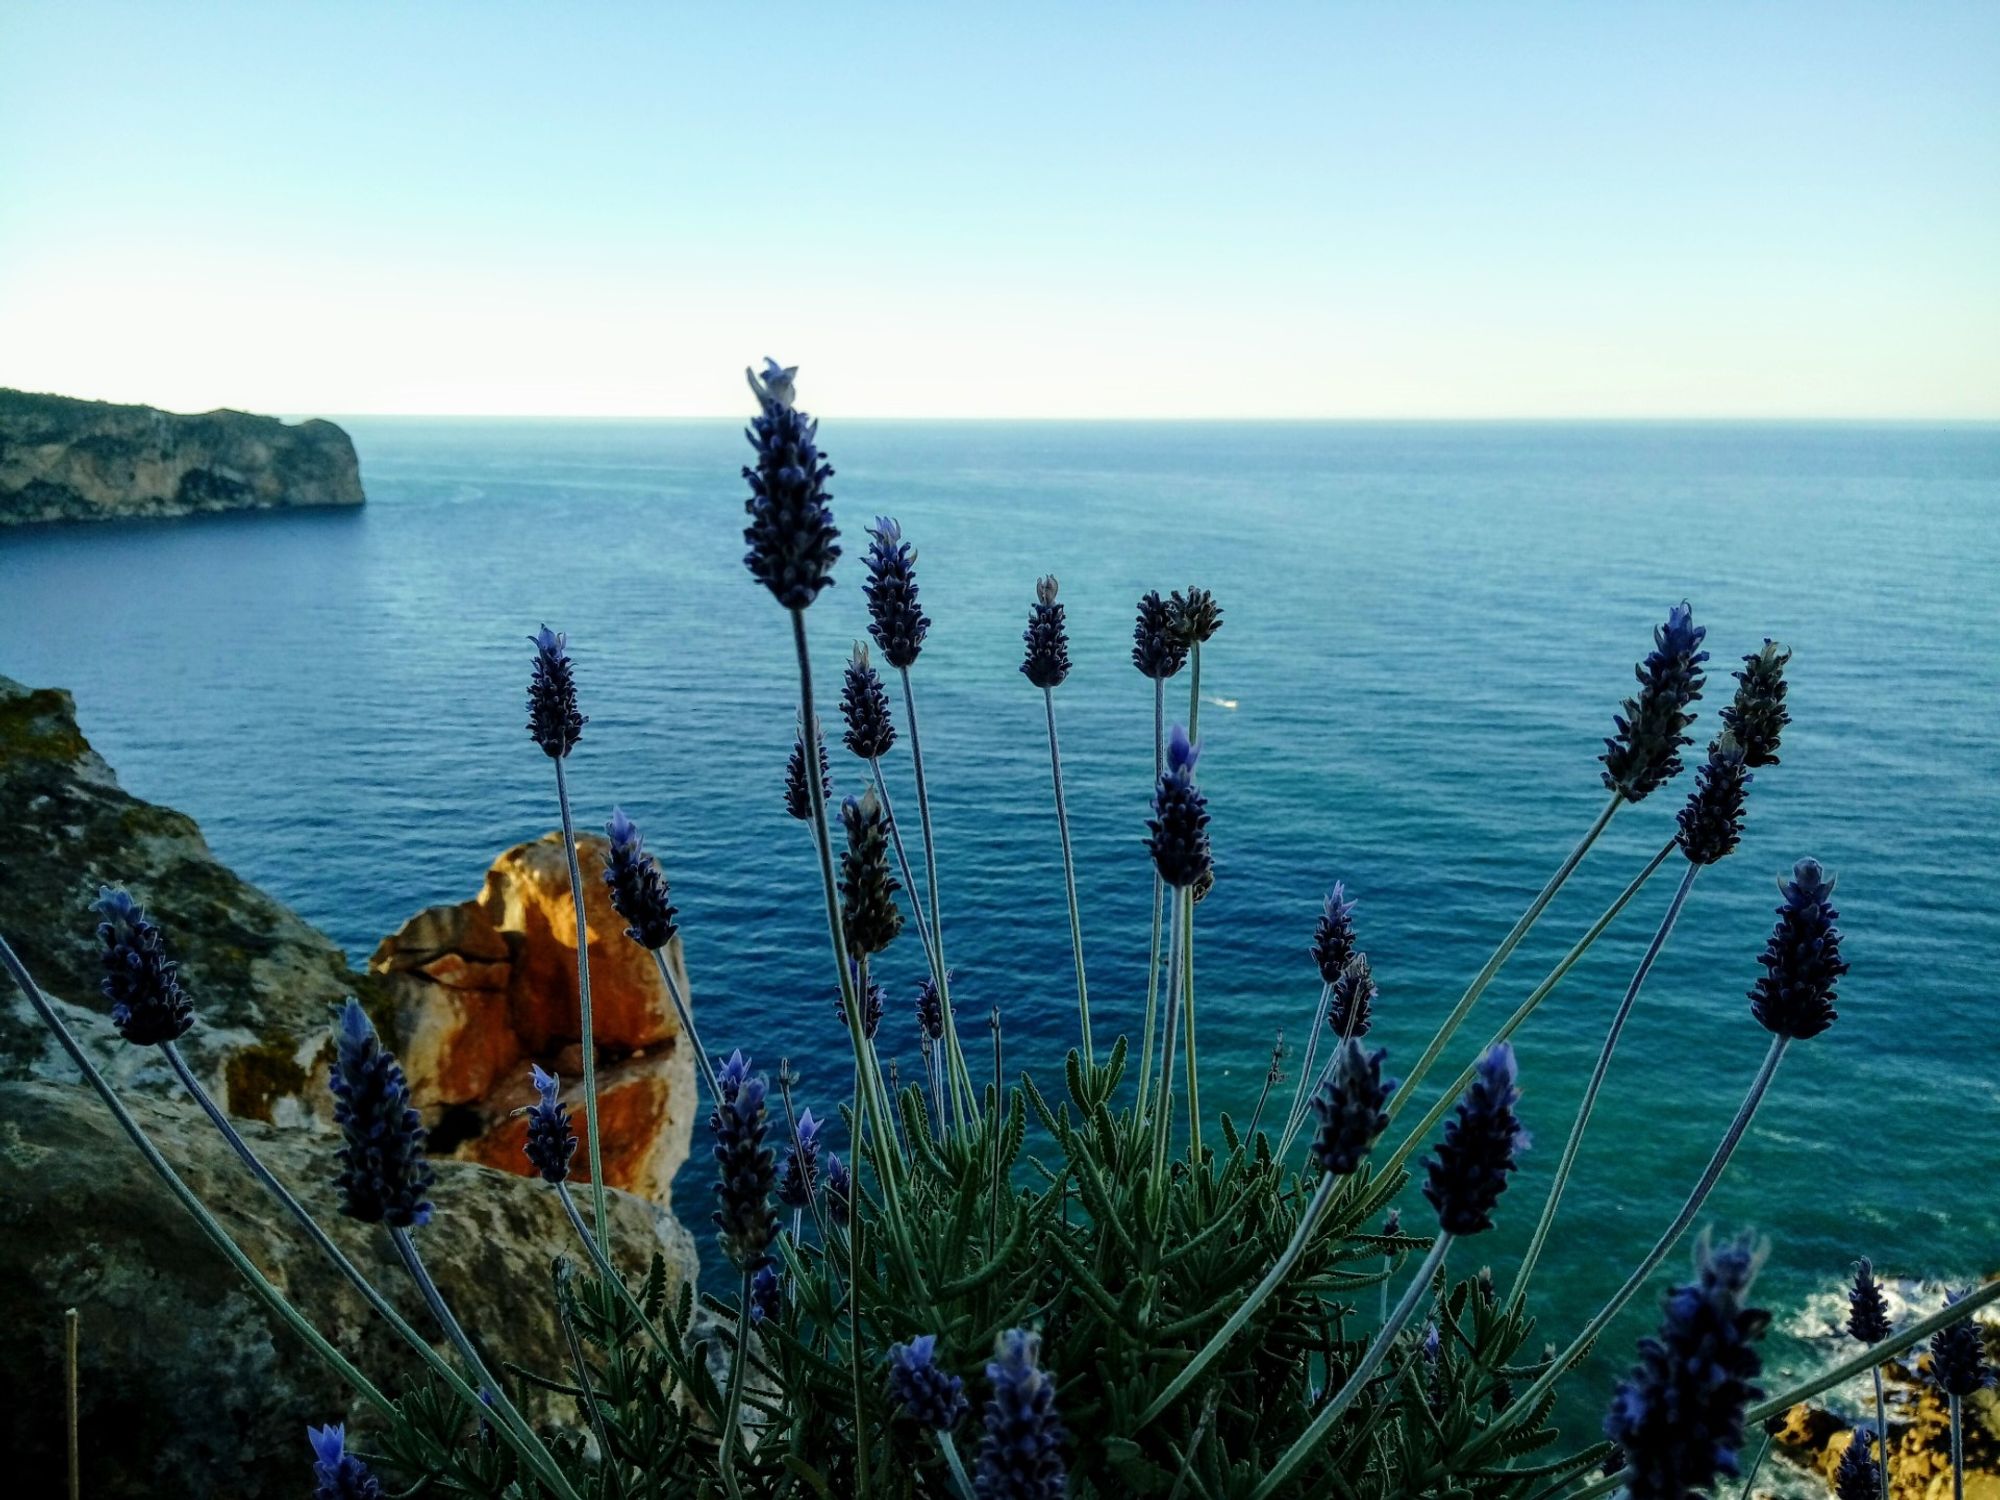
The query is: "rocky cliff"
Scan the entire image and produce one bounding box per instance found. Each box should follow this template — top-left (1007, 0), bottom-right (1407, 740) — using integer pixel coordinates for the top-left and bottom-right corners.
top-left (0, 674), bottom-right (699, 1495)
top-left (0, 388), bottom-right (365, 525)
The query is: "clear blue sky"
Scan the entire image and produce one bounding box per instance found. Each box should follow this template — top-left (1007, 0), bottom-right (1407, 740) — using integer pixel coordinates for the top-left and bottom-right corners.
top-left (2, 2), bottom-right (1996, 417)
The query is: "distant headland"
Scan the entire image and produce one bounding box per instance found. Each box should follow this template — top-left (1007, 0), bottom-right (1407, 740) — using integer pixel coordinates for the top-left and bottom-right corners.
top-left (0, 388), bottom-right (364, 526)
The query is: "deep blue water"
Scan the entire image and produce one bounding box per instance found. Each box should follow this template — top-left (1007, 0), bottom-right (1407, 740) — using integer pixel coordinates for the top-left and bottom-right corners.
top-left (4, 419), bottom-right (1996, 1440)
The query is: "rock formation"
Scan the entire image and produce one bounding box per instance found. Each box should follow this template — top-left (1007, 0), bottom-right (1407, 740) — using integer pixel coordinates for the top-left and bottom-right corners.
top-left (370, 833), bottom-right (697, 1208)
top-left (0, 388), bottom-right (365, 525)
top-left (0, 1079), bottom-right (695, 1500)
top-left (1771, 1284), bottom-right (1999, 1499)
top-left (0, 673), bottom-right (701, 1494)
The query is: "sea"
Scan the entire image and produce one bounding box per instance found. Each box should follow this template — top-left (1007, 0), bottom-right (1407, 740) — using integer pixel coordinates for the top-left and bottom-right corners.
top-left (4, 418), bottom-right (1996, 1450)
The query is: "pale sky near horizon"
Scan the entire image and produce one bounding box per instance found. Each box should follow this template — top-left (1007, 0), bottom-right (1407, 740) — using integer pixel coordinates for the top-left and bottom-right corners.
top-left (2, 3), bottom-right (1997, 419)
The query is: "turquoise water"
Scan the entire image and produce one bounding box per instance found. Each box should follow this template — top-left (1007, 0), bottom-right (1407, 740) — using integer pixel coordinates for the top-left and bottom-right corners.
top-left (3, 419), bottom-right (1996, 1438)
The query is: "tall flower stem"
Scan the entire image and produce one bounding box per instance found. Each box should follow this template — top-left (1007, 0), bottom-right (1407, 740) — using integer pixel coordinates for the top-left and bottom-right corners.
top-left (1180, 887), bottom-right (1202, 1166)
top-left (898, 666), bottom-right (976, 1111)
top-left (1506, 859), bottom-right (1701, 1309)
top-left (1138, 678), bottom-right (1167, 1121)
top-left (1149, 891), bottom-right (1187, 1191)
top-left (391, 1226), bottom-right (565, 1495)
top-left (651, 948), bottom-right (720, 1104)
top-left (1372, 839), bottom-right (1675, 1177)
top-left (791, 611), bottom-right (917, 1267)
top-left (0, 936), bottom-right (395, 1419)
top-left (717, 1266), bottom-right (753, 1500)
top-left (1482, 1035), bottom-right (1790, 1455)
top-left (1252, 1233), bottom-right (1453, 1499)
top-left (935, 1431), bottom-right (976, 1500)
top-left (1388, 792), bottom-right (1620, 1122)
top-left (552, 755), bottom-right (609, 1257)
top-left (1139, 1172), bottom-right (1340, 1427)
top-left (1279, 981), bottom-right (1334, 1149)
top-left (553, 1181), bottom-right (676, 1363)
top-left (1565, 1279), bottom-right (2000, 1500)
top-left (1187, 642), bottom-right (1202, 741)
top-left (1950, 1396), bottom-right (1966, 1500)
top-left (1043, 686), bottom-right (1094, 1067)
top-left (1873, 1367), bottom-right (1890, 1500)
top-left (1736, 1432), bottom-right (1773, 1498)
top-left (869, 762), bottom-right (944, 987)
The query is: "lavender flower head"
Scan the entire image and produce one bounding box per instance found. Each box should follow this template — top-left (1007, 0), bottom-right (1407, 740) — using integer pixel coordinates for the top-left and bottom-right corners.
top-left (1602, 1235), bottom-right (1770, 1500)
top-left (976, 1328), bottom-right (1067, 1499)
top-left (329, 998), bottom-right (434, 1228)
top-left (522, 1064), bottom-right (577, 1184)
top-left (526, 626), bottom-right (586, 759)
top-left (1168, 585), bottom-right (1224, 646)
top-left (1327, 952), bottom-right (1375, 1039)
top-left (889, 1333), bottom-right (969, 1431)
top-left (1748, 858), bottom-right (1847, 1041)
top-left (1835, 1431), bottom-right (1880, 1500)
top-left (749, 1261), bottom-right (783, 1325)
top-left (1147, 725), bottom-right (1212, 889)
top-left (915, 971), bottom-right (951, 1042)
top-left (309, 1424), bottom-right (384, 1500)
top-left (1020, 575), bottom-right (1070, 690)
top-left (837, 966), bottom-right (886, 1039)
top-left (1310, 1038), bottom-right (1396, 1177)
top-left (603, 807), bottom-right (679, 950)
top-left (1311, 882), bottom-right (1359, 985)
top-left (840, 787), bottom-right (903, 957)
top-left (1675, 734), bottom-right (1752, 867)
top-left (1928, 1297), bottom-right (1994, 1399)
top-left (785, 716), bottom-right (833, 821)
top-left (1422, 1041), bottom-right (1528, 1236)
top-left (92, 886), bottom-right (194, 1046)
top-left (1847, 1257), bottom-right (1891, 1344)
top-left (1721, 640), bottom-right (1792, 768)
top-left (708, 1049), bottom-right (777, 1268)
top-left (779, 1107), bottom-right (821, 1208)
top-left (823, 1150), bottom-right (852, 1227)
top-left (864, 517), bottom-right (930, 669)
top-left (1601, 602), bottom-right (1709, 802)
top-left (840, 641), bottom-right (898, 760)
top-left (743, 359), bottom-right (840, 610)
top-left (1132, 590), bottom-right (1188, 681)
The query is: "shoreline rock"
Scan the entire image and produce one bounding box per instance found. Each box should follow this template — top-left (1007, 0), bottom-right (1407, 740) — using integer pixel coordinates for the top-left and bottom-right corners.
top-left (0, 388), bottom-right (365, 526)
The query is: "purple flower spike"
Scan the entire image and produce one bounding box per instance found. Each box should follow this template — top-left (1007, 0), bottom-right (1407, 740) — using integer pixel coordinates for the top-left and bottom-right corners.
top-left (864, 516), bottom-right (929, 669)
top-left (1847, 1258), bottom-right (1891, 1344)
top-left (779, 1108), bottom-right (821, 1208)
top-left (526, 626), bottom-right (586, 759)
top-left (1422, 1042), bottom-right (1528, 1236)
top-left (1147, 726), bottom-right (1211, 890)
top-left (976, 1328), bottom-right (1067, 1498)
top-left (1601, 601), bottom-right (1709, 802)
top-left (1020, 576), bottom-right (1070, 690)
top-left (309, 1423), bottom-right (385, 1500)
top-left (785, 718), bottom-right (833, 821)
top-left (889, 1332), bottom-right (969, 1431)
top-left (840, 642), bottom-right (898, 760)
top-left (603, 807), bottom-right (679, 950)
top-left (1132, 591), bottom-right (1188, 680)
top-left (523, 1064), bottom-right (577, 1184)
top-left (1748, 858), bottom-right (1847, 1040)
top-left (92, 886), bottom-right (195, 1046)
top-left (329, 998), bottom-right (434, 1229)
top-left (1311, 882), bottom-right (1359, 985)
top-left (743, 360), bottom-right (839, 610)
top-left (1309, 1038), bottom-right (1395, 1177)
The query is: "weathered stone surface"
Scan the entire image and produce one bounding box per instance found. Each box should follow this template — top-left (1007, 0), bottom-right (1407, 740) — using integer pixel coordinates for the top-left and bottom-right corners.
top-left (0, 388), bottom-right (365, 525)
top-left (1774, 1283), bottom-right (1999, 1499)
top-left (369, 834), bottom-right (695, 1209)
top-left (0, 675), bottom-right (365, 1125)
top-left (0, 1078), bottom-right (696, 1500)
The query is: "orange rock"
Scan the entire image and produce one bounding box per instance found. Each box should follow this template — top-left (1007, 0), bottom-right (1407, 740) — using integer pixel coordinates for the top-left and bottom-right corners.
top-left (476, 832), bottom-right (690, 1054)
top-left (465, 1052), bottom-right (694, 1209)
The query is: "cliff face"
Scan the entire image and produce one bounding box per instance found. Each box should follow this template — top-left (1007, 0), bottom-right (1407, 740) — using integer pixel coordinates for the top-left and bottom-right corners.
top-left (0, 674), bottom-right (700, 1493)
top-left (0, 388), bottom-right (365, 525)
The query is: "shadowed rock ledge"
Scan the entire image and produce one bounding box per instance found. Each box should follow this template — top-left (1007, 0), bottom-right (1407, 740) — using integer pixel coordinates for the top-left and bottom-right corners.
top-left (0, 387), bottom-right (365, 525)
top-left (0, 674), bottom-right (699, 1495)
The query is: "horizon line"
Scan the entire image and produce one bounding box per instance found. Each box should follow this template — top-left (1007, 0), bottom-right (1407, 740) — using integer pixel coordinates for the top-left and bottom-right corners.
top-left (301, 411), bottom-right (2000, 425)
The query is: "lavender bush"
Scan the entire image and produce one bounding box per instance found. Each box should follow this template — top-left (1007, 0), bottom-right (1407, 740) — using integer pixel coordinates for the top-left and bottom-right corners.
top-left (4, 358), bottom-right (1994, 1498)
